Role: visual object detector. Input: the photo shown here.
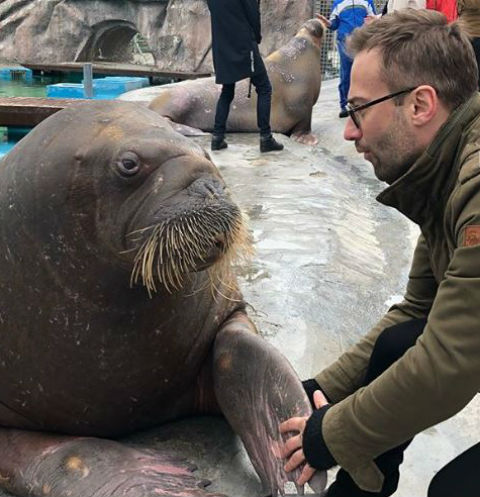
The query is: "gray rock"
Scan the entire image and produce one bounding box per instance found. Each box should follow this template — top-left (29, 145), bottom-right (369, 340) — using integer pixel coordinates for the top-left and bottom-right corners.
top-left (0, 0), bottom-right (313, 74)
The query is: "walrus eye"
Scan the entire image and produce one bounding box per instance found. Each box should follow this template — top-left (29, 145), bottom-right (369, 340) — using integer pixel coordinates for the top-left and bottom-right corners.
top-left (117, 154), bottom-right (140, 177)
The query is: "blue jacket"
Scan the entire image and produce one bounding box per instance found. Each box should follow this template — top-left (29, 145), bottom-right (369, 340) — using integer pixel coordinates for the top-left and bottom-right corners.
top-left (329, 0), bottom-right (376, 42)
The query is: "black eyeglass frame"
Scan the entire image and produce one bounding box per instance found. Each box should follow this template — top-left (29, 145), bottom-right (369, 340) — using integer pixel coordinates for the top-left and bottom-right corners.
top-left (340, 87), bottom-right (417, 128)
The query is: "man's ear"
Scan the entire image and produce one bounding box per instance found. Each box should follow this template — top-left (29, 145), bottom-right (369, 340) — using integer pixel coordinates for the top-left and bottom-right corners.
top-left (410, 85), bottom-right (438, 126)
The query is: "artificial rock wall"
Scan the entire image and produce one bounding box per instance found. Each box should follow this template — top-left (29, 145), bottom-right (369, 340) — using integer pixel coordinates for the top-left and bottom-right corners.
top-left (0, 0), bottom-right (314, 73)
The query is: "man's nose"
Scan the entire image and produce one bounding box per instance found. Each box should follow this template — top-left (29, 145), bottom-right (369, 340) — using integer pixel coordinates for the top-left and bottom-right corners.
top-left (344, 117), bottom-right (362, 141)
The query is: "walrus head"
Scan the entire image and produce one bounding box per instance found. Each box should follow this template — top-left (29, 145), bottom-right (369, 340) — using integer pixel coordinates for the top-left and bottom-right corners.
top-left (4, 101), bottom-right (252, 297)
top-left (297, 18), bottom-right (325, 48)
top-left (105, 109), bottom-right (254, 295)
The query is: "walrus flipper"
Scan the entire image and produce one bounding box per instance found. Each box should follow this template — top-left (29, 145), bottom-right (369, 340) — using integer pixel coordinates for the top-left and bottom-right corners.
top-left (213, 312), bottom-right (327, 496)
top-left (291, 130), bottom-right (318, 146)
top-left (0, 429), bottom-right (226, 497)
top-left (289, 113), bottom-right (318, 146)
top-left (168, 121), bottom-right (210, 137)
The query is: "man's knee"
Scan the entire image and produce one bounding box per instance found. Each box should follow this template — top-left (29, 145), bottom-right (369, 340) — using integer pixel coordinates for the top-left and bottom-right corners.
top-left (366, 319), bottom-right (426, 383)
top-left (428, 471), bottom-right (445, 497)
top-left (427, 443), bottom-right (479, 497)
top-left (376, 319), bottom-right (426, 359)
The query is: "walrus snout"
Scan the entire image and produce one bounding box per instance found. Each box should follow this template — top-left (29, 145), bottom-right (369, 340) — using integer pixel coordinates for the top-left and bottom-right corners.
top-left (187, 176), bottom-right (226, 200)
top-left (301, 18), bottom-right (325, 43)
top-left (129, 196), bottom-right (252, 294)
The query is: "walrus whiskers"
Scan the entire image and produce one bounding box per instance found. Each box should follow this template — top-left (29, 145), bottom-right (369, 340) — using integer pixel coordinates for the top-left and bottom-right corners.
top-left (130, 206), bottom-right (253, 295)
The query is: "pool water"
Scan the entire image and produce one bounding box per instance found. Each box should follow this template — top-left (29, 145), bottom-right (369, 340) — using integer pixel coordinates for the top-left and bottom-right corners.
top-left (1, 73), bottom-right (76, 158)
top-left (0, 72), bottom-right (148, 159)
top-left (0, 72), bottom-right (79, 98)
top-left (0, 142), bottom-right (14, 157)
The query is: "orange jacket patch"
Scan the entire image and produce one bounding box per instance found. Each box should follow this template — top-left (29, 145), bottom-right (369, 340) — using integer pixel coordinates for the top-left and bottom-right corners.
top-left (464, 225), bottom-right (480, 247)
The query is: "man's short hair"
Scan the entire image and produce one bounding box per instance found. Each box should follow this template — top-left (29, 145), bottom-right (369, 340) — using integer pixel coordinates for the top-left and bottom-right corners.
top-left (347, 9), bottom-right (479, 110)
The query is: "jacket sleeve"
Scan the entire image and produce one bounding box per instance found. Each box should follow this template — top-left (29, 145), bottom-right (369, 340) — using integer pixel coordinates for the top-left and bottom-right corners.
top-left (329, 4), bottom-right (340, 31)
top-left (240, 0), bottom-right (262, 43)
top-left (319, 164), bottom-right (480, 492)
top-left (315, 234), bottom-right (437, 403)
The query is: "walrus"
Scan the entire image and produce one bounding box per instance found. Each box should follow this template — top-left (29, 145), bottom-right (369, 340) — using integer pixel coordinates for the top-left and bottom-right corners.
top-left (0, 100), bottom-right (326, 497)
top-left (148, 19), bottom-right (324, 145)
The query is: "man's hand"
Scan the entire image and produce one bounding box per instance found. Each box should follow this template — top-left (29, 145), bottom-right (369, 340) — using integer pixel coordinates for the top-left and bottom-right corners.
top-left (364, 14), bottom-right (380, 25)
top-left (279, 390), bottom-right (329, 485)
top-left (315, 13), bottom-right (331, 29)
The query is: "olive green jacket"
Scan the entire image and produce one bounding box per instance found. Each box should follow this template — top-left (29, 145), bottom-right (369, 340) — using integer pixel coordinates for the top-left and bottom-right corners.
top-left (315, 94), bottom-right (480, 492)
top-left (458, 0), bottom-right (480, 38)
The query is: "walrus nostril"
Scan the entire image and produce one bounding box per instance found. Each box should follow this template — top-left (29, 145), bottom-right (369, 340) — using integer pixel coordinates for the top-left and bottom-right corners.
top-left (188, 178), bottom-right (224, 199)
top-left (205, 183), bottom-right (216, 195)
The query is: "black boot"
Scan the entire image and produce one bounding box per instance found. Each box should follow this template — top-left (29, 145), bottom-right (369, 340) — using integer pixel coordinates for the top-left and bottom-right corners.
top-left (211, 135), bottom-right (228, 151)
top-left (260, 135), bottom-right (284, 153)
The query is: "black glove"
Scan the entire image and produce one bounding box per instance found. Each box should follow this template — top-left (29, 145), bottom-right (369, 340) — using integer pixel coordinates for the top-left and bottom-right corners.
top-left (302, 378), bottom-right (324, 407)
top-left (303, 405), bottom-right (337, 470)
top-left (256, 35), bottom-right (262, 44)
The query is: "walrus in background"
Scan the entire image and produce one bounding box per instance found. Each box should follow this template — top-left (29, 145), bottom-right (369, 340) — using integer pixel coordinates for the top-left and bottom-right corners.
top-left (0, 101), bottom-right (326, 497)
top-left (148, 18), bottom-right (324, 145)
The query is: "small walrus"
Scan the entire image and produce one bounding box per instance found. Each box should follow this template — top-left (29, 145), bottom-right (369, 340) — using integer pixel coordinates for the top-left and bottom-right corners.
top-left (148, 19), bottom-right (324, 145)
top-left (0, 101), bottom-right (326, 497)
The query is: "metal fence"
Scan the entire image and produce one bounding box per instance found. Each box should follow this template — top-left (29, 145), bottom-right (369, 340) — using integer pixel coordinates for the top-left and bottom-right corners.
top-left (313, 0), bottom-right (385, 79)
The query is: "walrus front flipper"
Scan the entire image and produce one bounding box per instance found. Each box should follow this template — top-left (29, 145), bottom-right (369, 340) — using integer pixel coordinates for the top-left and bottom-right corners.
top-left (0, 429), bottom-right (226, 497)
top-left (213, 312), bottom-right (327, 496)
top-left (290, 113), bottom-right (318, 146)
top-left (166, 119), bottom-right (209, 137)
top-left (291, 130), bottom-right (318, 146)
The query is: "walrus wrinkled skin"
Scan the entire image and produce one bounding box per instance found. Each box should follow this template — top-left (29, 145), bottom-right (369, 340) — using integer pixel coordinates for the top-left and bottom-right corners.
top-left (148, 19), bottom-right (324, 145)
top-left (0, 101), bottom-right (326, 497)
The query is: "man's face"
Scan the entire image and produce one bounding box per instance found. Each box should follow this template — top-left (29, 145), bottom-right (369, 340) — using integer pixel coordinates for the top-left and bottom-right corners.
top-left (344, 49), bottom-right (422, 184)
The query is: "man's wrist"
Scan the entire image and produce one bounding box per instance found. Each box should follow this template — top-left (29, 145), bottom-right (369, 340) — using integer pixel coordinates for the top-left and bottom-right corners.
top-left (302, 378), bottom-right (330, 407)
top-left (302, 378), bottom-right (321, 407)
top-left (302, 405), bottom-right (337, 470)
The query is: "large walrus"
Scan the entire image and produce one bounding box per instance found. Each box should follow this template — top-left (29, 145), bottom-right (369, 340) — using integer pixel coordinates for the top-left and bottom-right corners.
top-left (0, 100), bottom-right (326, 497)
top-left (148, 19), bottom-right (324, 145)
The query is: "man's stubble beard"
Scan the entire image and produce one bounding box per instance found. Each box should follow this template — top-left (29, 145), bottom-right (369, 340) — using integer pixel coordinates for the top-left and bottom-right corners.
top-left (370, 110), bottom-right (422, 185)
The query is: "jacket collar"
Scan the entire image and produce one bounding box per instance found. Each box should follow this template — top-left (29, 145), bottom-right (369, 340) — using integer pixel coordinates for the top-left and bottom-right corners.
top-left (376, 94), bottom-right (480, 225)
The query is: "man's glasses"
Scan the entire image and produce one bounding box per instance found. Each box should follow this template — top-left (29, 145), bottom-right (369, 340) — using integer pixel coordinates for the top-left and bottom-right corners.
top-left (340, 87), bottom-right (417, 129)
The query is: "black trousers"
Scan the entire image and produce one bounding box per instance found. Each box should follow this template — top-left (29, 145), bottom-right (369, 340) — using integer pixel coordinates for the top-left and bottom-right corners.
top-left (327, 318), bottom-right (480, 497)
top-left (212, 70), bottom-right (272, 138)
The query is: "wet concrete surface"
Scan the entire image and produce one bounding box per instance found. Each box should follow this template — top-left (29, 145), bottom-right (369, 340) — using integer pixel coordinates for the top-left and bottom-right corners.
top-left (1, 80), bottom-right (477, 497)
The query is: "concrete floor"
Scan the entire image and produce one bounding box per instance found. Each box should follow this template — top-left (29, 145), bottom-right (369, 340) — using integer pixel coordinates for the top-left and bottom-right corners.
top-left (118, 78), bottom-right (480, 497)
top-left (1, 79), bottom-right (476, 497)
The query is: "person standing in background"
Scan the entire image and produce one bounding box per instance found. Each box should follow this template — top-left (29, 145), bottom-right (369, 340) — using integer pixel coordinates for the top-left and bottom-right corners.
top-left (458, 0), bottom-right (480, 88)
top-left (206, 0), bottom-right (284, 153)
top-left (426, 0), bottom-right (457, 22)
top-left (385, 0), bottom-right (426, 12)
top-left (317, 0), bottom-right (376, 118)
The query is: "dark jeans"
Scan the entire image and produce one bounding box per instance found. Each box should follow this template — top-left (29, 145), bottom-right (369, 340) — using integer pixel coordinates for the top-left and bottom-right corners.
top-left (212, 70), bottom-right (272, 138)
top-left (327, 318), bottom-right (480, 497)
top-left (337, 40), bottom-right (352, 110)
